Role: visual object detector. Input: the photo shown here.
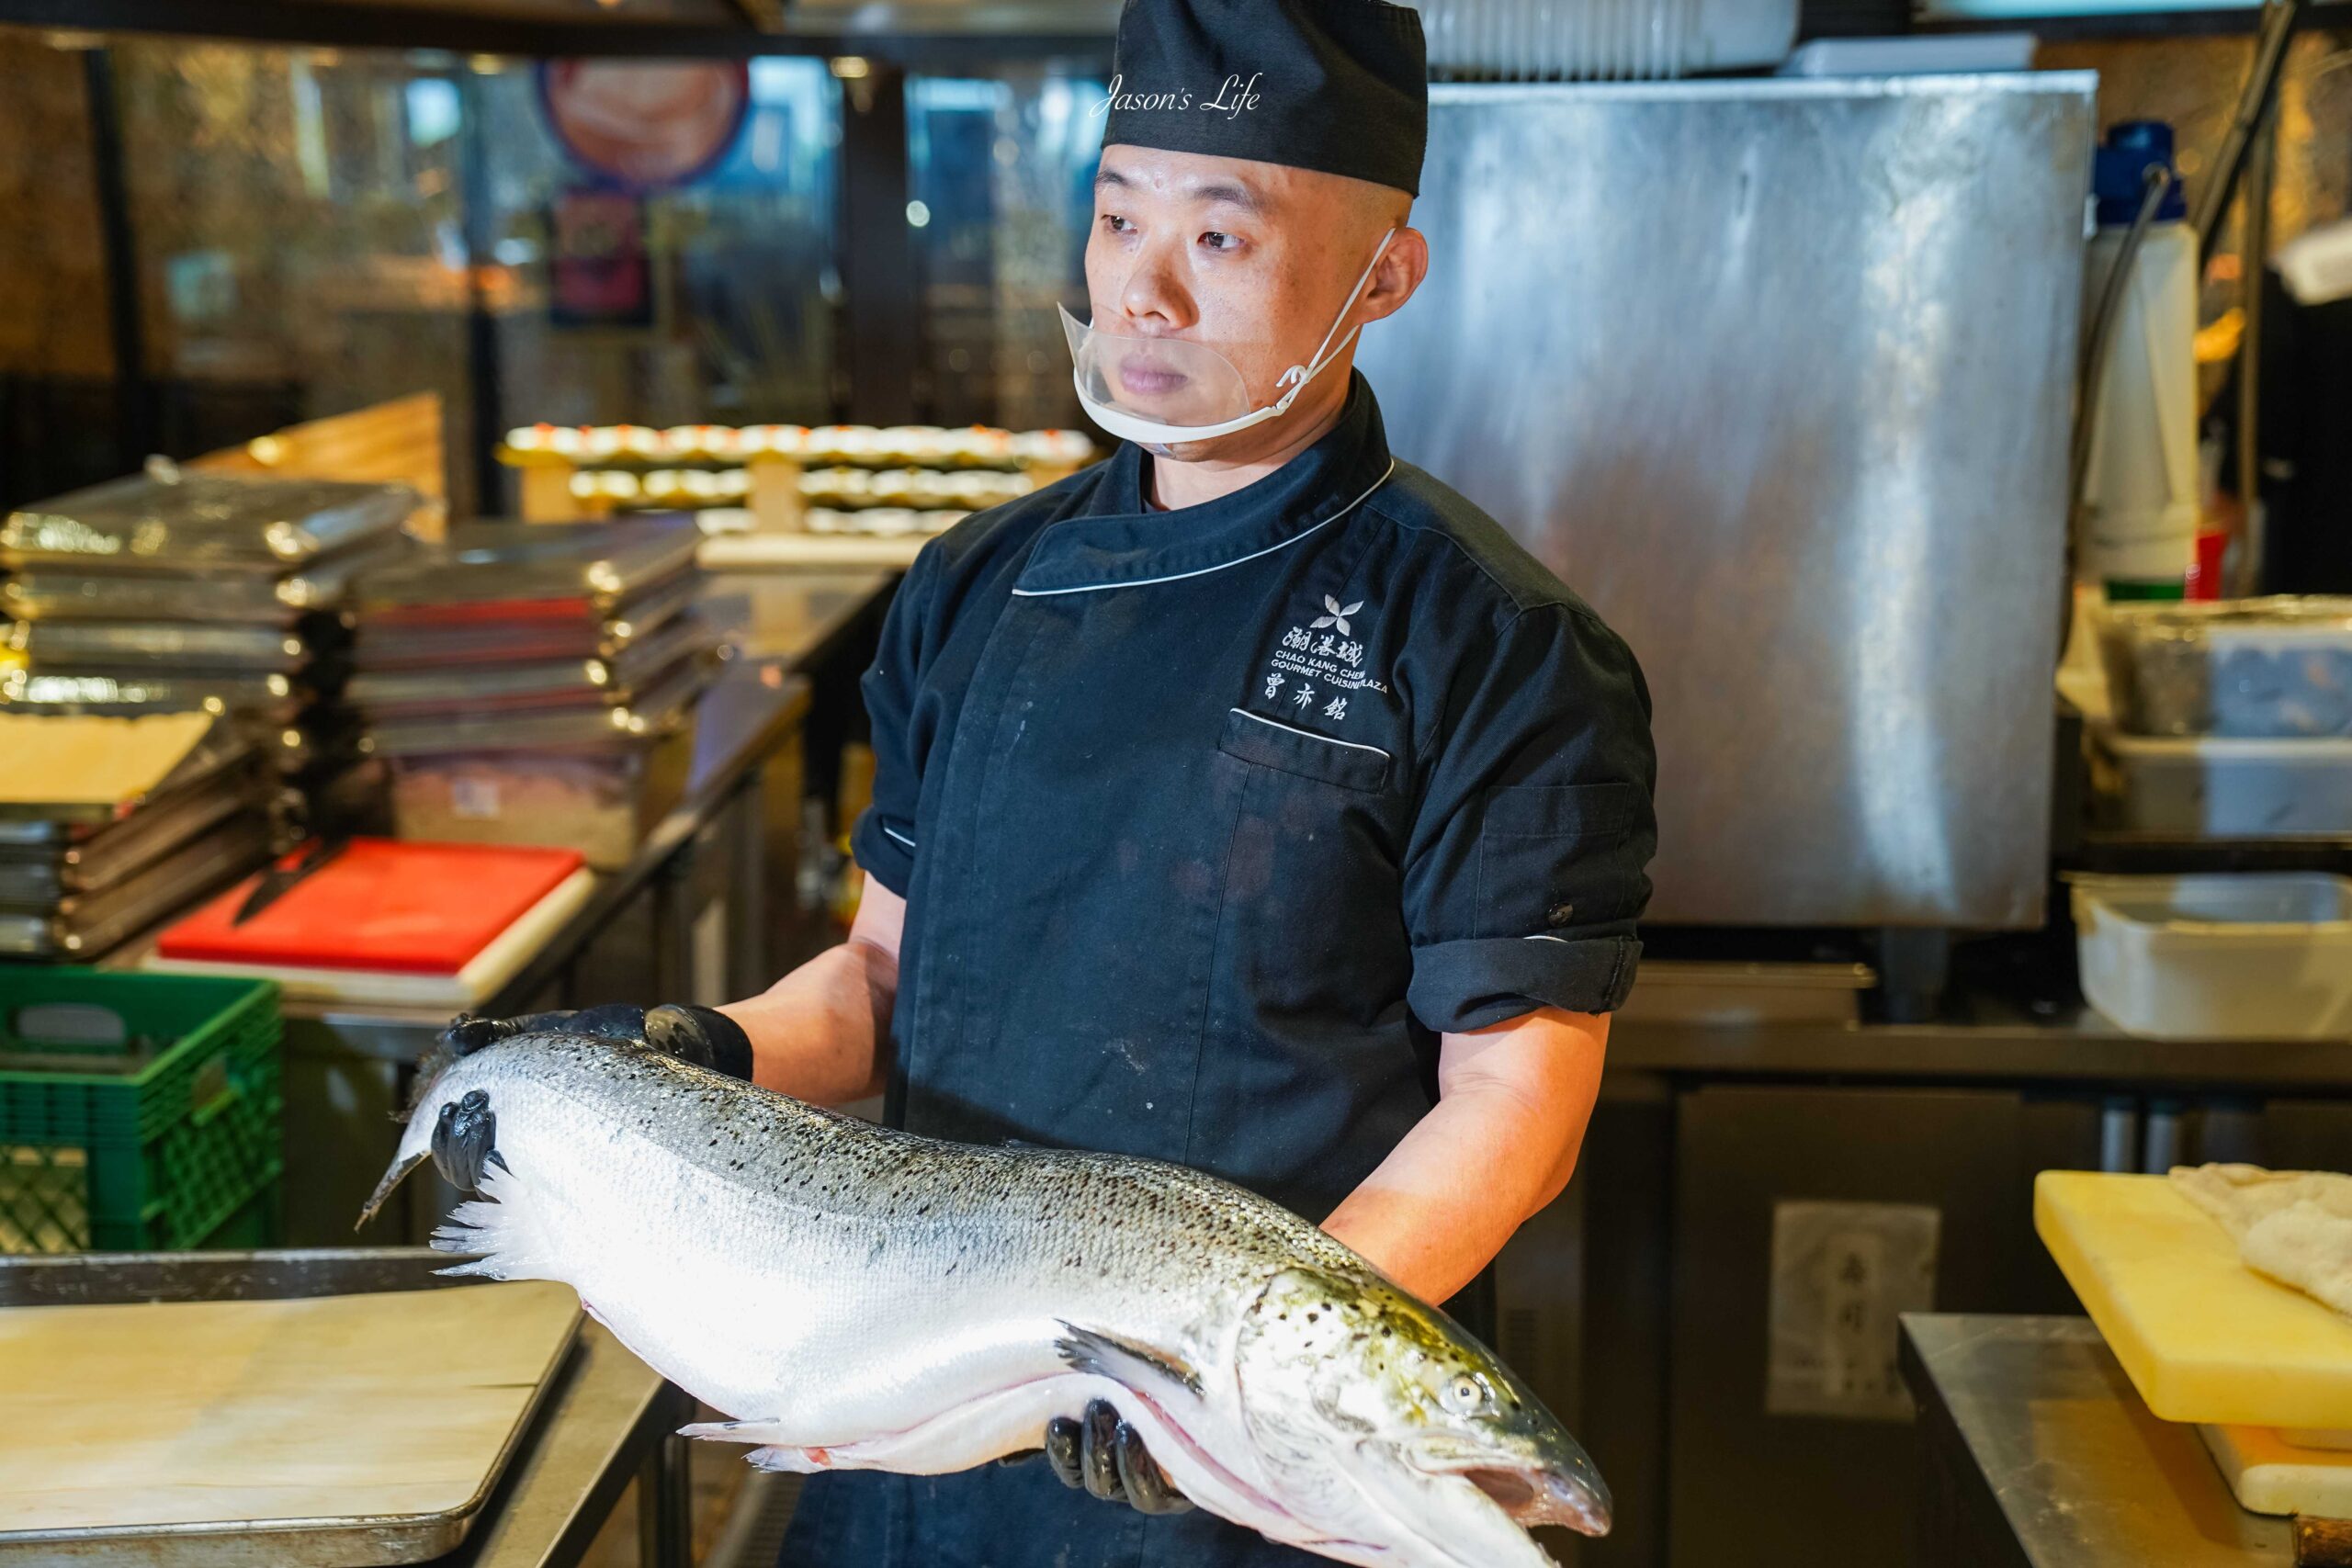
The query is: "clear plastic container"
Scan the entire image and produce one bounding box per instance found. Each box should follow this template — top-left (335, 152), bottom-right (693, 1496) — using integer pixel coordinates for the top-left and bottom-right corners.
top-left (2093, 731), bottom-right (2352, 839)
top-left (2072, 873), bottom-right (2352, 1040)
top-left (2098, 598), bottom-right (2352, 739)
top-left (387, 729), bottom-right (693, 871)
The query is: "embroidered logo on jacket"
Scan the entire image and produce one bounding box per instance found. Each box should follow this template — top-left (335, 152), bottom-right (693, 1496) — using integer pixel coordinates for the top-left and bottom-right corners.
top-left (1310, 595), bottom-right (1362, 637)
top-left (1262, 595), bottom-right (1385, 719)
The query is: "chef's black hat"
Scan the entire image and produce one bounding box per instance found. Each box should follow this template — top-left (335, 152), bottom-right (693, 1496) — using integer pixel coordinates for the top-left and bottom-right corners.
top-left (1099, 0), bottom-right (1428, 197)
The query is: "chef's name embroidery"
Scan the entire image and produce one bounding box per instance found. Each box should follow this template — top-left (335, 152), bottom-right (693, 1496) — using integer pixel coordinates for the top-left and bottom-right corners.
top-left (1261, 595), bottom-right (1385, 717)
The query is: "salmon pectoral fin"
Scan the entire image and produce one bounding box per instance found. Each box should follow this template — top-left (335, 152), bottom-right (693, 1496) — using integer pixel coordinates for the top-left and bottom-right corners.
top-left (699, 1380), bottom-right (1096, 1477)
top-left (680, 1417), bottom-right (796, 1444)
top-left (1055, 1323), bottom-right (1204, 1398)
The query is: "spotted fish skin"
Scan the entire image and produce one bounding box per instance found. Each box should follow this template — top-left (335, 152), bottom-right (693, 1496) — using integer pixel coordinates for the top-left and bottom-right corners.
top-left (368, 1032), bottom-right (1607, 1568)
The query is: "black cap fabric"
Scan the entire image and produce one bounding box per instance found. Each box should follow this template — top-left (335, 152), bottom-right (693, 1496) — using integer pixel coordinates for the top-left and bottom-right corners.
top-left (1100, 0), bottom-right (1428, 197)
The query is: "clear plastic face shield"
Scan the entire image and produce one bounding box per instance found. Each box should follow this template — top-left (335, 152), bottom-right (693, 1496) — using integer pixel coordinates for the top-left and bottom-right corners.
top-left (1060, 228), bottom-right (1397, 453)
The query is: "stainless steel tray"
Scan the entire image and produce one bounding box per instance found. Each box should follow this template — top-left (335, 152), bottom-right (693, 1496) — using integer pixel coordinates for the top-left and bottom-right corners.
top-left (1, 535), bottom-right (413, 625)
top-left (0, 1249), bottom-right (578, 1568)
top-left (347, 614), bottom-right (711, 716)
top-left (0, 813), bottom-right (275, 959)
top-left (352, 521), bottom-right (698, 614)
top-left (2, 474), bottom-right (418, 573)
top-left (352, 568), bottom-right (697, 669)
top-left (0, 666), bottom-right (311, 725)
top-left (5, 619), bottom-right (314, 672)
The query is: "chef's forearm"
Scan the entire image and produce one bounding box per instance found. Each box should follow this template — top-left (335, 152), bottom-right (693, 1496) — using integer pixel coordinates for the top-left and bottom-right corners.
top-left (718, 877), bottom-right (903, 1105)
top-left (1319, 1010), bottom-right (1606, 1305)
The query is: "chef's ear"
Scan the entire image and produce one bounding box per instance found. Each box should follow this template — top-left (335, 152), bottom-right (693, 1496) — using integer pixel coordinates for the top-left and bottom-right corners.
top-left (1359, 226), bottom-right (1429, 324)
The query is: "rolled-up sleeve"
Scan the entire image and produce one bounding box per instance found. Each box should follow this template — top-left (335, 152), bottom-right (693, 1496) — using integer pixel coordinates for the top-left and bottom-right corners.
top-left (848, 547), bottom-right (940, 898)
top-left (1402, 604), bottom-right (1658, 1032)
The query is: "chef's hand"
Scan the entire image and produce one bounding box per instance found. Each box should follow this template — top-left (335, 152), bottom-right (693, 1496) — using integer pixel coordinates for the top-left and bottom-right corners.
top-left (1039, 1400), bottom-right (1192, 1516)
top-left (440, 1003), bottom-right (754, 1081)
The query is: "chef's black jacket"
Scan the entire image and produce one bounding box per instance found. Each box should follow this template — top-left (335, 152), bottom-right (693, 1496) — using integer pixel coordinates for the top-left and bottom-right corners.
top-left (778, 374), bottom-right (1657, 1568)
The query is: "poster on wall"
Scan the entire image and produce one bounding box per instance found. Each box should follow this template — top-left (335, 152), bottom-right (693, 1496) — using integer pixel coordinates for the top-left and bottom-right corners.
top-left (548, 187), bottom-right (652, 329)
top-left (537, 60), bottom-right (752, 189)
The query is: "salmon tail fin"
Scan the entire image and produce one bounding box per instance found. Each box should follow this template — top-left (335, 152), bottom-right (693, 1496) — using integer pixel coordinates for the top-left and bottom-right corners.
top-left (431, 1161), bottom-right (560, 1283)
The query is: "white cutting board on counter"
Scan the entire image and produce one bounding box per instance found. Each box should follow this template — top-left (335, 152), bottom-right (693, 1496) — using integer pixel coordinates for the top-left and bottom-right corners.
top-left (2200, 1423), bottom-right (2352, 1517)
top-left (0, 1282), bottom-right (580, 1535)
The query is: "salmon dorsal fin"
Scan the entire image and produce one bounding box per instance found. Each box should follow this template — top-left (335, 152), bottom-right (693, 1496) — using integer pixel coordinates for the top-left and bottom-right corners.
top-left (1056, 1323), bottom-right (1203, 1397)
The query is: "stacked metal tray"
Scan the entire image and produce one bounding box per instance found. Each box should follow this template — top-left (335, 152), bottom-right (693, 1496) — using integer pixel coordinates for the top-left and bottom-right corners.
top-left (0, 715), bottom-right (282, 961)
top-left (347, 520), bottom-right (716, 869)
top-left (0, 470), bottom-right (419, 808)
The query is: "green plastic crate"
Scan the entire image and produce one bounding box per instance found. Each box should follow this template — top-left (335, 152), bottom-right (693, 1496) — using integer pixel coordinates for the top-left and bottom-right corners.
top-left (0, 970), bottom-right (282, 1253)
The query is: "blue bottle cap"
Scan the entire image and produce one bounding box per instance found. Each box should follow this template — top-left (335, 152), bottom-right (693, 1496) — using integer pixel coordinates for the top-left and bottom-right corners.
top-left (2092, 119), bottom-right (2188, 227)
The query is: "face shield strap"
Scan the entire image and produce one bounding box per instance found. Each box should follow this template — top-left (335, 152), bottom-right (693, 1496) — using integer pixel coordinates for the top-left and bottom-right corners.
top-left (1270, 226), bottom-right (1398, 412)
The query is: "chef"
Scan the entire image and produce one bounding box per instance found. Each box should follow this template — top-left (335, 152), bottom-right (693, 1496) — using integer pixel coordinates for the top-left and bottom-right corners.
top-left (447, 0), bottom-right (1655, 1561)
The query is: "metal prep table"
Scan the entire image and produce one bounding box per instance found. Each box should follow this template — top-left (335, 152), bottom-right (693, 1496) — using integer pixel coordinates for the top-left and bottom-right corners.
top-left (1899, 1313), bottom-right (2295, 1567)
top-left (0, 1248), bottom-right (694, 1568)
top-left (1491, 994), bottom-right (2352, 1568)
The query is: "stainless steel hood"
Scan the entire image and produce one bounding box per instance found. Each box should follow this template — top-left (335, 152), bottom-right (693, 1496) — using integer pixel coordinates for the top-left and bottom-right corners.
top-left (1356, 75), bottom-right (2098, 930)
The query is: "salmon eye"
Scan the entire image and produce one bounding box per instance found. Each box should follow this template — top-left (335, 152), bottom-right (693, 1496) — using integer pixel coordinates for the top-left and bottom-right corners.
top-left (1439, 1374), bottom-right (1488, 1416)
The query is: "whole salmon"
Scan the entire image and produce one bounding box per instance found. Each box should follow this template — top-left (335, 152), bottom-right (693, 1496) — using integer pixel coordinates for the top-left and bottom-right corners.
top-left (365, 1032), bottom-right (1609, 1566)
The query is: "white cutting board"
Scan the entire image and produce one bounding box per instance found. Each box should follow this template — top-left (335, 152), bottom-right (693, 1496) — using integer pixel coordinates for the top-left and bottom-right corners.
top-left (0, 1282), bottom-right (580, 1533)
top-left (2200, 1424), bottom-right (2352, 1517)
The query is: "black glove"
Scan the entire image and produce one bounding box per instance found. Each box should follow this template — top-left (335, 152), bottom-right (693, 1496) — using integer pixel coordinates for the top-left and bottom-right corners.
top-left (440, 1002), bottom-right (755, 1081)
top-left (1038, 1399), bottom-right (1191, 1516)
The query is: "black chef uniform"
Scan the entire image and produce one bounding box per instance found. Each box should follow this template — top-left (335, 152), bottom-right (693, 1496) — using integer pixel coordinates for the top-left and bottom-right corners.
top-left (780, 1), bottom-right (1656, 1562)
top-left (775, 375), bottom-right (1658, 1568)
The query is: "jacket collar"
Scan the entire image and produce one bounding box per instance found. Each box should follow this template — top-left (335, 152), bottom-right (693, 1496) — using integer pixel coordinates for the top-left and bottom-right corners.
top-left (1012, 374), bottom-right (1394, 597)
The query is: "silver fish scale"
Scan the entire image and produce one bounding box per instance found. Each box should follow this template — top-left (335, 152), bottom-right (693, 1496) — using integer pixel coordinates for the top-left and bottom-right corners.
top-left (418, 1034), bottom-right (1383, 1445)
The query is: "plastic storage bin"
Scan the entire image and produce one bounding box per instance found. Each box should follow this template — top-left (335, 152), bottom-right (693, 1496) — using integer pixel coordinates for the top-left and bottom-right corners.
top-left (387, 730), bottom-right (692, 872)
top-left (2098, 598), bottom-right (2352, 738)
top-left (2072, 874), bottom-right (2352, 1040)
top-left (2093, 731), bottom-right (2352, 838)
top-left (0, 970), bottom-right (282, 1251)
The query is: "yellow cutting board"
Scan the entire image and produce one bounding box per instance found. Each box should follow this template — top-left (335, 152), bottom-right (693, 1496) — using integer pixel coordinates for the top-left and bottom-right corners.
top-left (0, 1281), bottom-right (581, 1534)
top-left (2037, 1170), bottom-right (2352, 1429)
top-left (2199, 1424), bottom-right (2352, 1517)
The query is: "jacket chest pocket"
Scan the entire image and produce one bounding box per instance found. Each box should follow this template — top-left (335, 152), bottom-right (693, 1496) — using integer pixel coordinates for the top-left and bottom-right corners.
top-left (1212, 706), bottom-right (1408, 1019)
top-left (1217, 707), bottom-right (1391, 793)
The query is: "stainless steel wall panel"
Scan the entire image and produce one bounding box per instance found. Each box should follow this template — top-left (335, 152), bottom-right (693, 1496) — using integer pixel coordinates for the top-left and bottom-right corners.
top-left (1358, 76), bottom-right (2097, 927)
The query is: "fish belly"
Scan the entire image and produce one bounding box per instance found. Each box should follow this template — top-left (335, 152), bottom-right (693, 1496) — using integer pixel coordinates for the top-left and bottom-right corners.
top-left (459, 1118), bottom-right (1094, 1459)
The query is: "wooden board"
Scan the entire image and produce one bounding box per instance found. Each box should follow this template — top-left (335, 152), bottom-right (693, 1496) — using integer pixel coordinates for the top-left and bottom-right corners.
top-left (697, 532), bottom-right (929, 570)
top-left (2037, 1171), bottom-right (2352, 1428)
top-left (0, 713), bottom-right (213, 807)
top-left (0, 1282), bottom-right (580, 1535)
top-left (190, 392), bottom-right (447, 537)
top-left (2201, 1424), bottom-right (2352, 1518)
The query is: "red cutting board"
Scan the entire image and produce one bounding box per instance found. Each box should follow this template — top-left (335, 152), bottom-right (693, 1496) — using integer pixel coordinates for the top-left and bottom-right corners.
top-left (156, 840), bottom-right (585, 974)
